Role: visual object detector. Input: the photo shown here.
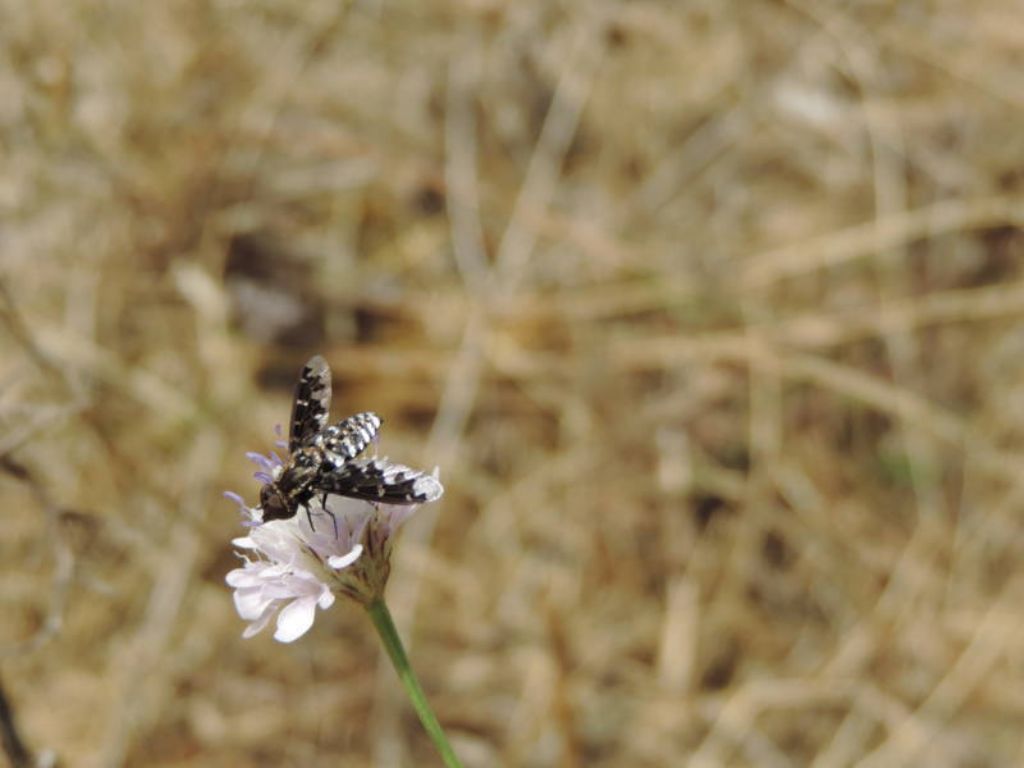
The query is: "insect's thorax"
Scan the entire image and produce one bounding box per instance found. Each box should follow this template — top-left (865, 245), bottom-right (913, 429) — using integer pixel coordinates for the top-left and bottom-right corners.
top-left (279, 447), bottom-right (322, 493)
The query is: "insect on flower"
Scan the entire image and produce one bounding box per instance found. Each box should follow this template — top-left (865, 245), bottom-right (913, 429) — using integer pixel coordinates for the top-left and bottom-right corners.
top-left (258, 355), bottom-right (443, 526)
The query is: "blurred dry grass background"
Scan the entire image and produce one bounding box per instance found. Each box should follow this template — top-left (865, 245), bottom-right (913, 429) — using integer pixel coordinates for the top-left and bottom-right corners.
top-left (1, 1), bottom-right (1024, 766)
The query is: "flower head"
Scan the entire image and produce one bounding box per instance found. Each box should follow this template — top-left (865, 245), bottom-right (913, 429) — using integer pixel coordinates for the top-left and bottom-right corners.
top-left (225, 446), bottom-right (443, 642)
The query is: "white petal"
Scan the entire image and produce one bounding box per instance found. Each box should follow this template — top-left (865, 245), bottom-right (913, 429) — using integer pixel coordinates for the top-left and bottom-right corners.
top-left (261, 561), bottom-right (296, 580)
top-left (242, 606), bottom-right (277, 638)
top-left (383, 505), bottom-right (416, 534)
top-left (327, 544), bottom-right (363, 570)
top-left (274, 597), bottom-right (318, 643)
top-left (227, 560), bottom-right (269, 582)
top-left (328, 496), bottom-right (374, 516)
top-left (261, 581), bottom-right (307, 601)
top-left (225, 567), bottom-right (254, 588)
top-left (249, 526), bottom-right (296, 559)
top-left (234, 586), bottom-right (273, 620)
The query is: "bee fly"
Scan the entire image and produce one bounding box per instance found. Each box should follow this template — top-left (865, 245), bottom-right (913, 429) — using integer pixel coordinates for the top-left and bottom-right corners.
top-left (258, 355), bottom-right (442, 527)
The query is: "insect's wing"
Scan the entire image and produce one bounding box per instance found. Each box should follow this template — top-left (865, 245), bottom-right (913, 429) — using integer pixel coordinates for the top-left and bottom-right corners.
top-left (290, 355), bottom-right (332, 452)
top-left (316, 457), bottom-right (443, 505)
top-left (318, 412), bottom-right (382, 464)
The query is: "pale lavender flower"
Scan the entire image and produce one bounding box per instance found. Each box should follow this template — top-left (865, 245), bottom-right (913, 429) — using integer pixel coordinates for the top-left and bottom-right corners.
top-left (225, 447), bottom-right (443, 642)
top-left (223, 503), bottom-right (358, 641)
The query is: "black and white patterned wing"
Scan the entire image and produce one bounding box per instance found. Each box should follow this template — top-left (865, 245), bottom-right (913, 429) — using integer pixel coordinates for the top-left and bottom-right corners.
top-left (315, 412), bottom-right (382, 466)
top-left (316, 457), bottom-right (443, 505)
top-left (290, 355), bottom-right (332, 452)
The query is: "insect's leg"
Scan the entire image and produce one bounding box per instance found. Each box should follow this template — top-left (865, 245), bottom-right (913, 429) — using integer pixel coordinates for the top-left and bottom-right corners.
top-left (305, 503), bottom-right (317, 532)
top-left (321, 493), bottom-right (339, 538)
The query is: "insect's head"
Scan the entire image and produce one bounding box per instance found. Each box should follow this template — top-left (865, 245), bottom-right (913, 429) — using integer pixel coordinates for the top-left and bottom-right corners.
top-left (258, 483), bottom-right (294, 523)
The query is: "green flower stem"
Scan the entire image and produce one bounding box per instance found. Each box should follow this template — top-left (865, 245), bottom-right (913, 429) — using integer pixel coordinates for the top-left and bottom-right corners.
top-left (366, 599), bottom-right (464, 768)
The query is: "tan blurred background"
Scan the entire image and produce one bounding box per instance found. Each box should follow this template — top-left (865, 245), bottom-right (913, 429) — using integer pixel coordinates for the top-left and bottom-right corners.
top-left (2, 1), bottom-right (1023, 766)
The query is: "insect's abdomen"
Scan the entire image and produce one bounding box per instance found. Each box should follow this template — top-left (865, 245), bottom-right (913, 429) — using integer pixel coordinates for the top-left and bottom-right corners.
top-left (315, 412), bottom-right (382, 466)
